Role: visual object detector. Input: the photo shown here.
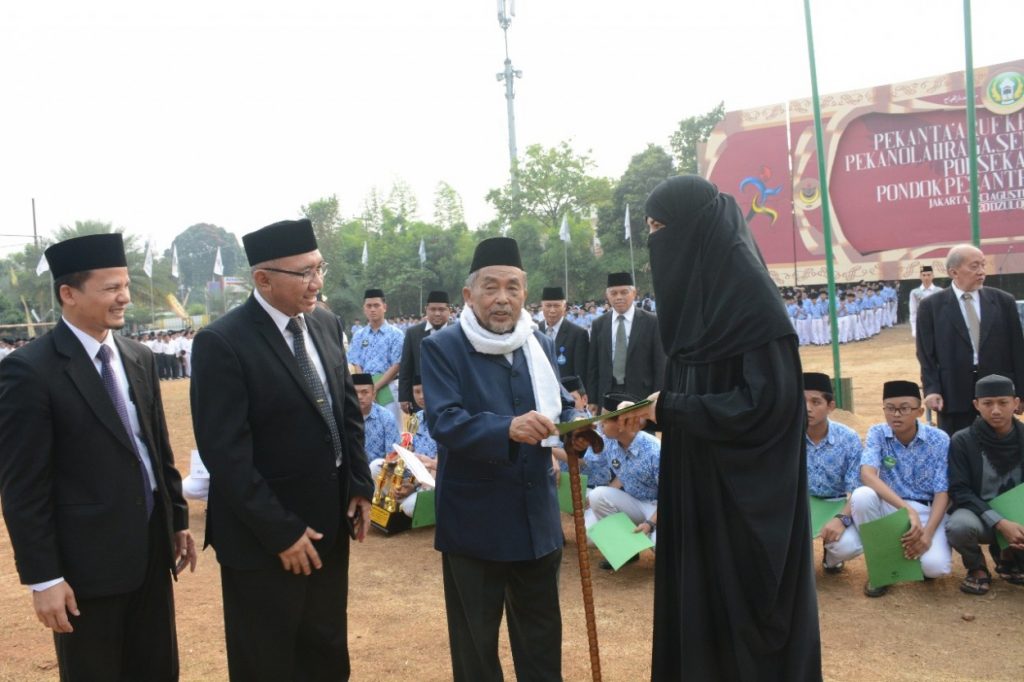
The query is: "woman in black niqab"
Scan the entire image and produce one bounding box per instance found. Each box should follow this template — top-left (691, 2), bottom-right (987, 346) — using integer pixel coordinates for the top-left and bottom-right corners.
top-left (643, 175), bottom-right (822, 681)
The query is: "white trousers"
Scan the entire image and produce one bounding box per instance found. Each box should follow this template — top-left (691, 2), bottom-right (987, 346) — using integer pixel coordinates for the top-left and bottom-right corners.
top-left (586, 486), bottom-right (657, 528)
top-left (850, 487), bottom-right (952, 578)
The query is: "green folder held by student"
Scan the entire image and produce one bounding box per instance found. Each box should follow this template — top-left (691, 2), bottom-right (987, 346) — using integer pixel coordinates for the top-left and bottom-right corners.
top-left (859, 508), bottom-right (924, 588)
top-left (989, 482), bottom-right (1024, 550)
top-left (809, 496), bottom-right (846, 539)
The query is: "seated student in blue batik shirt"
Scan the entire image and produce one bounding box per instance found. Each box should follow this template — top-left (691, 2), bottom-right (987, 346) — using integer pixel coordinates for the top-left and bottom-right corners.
top-left (947, 374), bottom-right (1024, 595)
top-left (803, 372), bottom-right (864, 574)
top-left (852, 380), bottom-right (953, 597)
top-left (388, 375), bottom-right (439, 518)
top-left (355, 372), bottom-right (402, 470)
top-left (584, 393), bottom-right (661, 569)
top-left (552, 376), bottom-right (610, 489)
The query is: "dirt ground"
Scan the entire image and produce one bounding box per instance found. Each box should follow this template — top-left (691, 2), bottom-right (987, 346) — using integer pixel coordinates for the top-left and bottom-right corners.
top-left (1, 324), bottom-right (1022, 681)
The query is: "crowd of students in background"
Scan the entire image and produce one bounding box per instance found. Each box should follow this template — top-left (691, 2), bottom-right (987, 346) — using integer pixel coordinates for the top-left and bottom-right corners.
top-left (783, 281), bottom-right (900, 346)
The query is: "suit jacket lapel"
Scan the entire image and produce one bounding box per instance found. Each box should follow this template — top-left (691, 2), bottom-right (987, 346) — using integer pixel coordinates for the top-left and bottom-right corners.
top-left (53, 322), bottom-right (138, 457)
top-left (978, 288), bottom-right (997, 349)
top-left (246, 298), bottom-right (322, 413)
top-left (555, 323), bottom-right (568, 349)
top-left (944, 290), bottom-right (972, 347)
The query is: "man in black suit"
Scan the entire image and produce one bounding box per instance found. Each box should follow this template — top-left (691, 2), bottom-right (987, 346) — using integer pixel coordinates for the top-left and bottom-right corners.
top-left (190, 219), bottom-right (374, 681)
top-left (0, 233), bottom-right (195, 681)
top-left (398, 289), bottom-right (450, 414)
top-left (586, 272), bottom-right (666, 415)
top-left (916, 243), bottom-right (1024, 436)
top-left (538, 285), bottom-right (589, 381)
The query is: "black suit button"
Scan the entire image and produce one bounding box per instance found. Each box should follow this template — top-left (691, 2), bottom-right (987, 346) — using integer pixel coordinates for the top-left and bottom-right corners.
top-left (514, 398), bottom-right (521, 405)
top-left (330, 472), bottom-right (338, 480)
top-left (527, 482), bottom-right (534, 488)
top-left (511, 371), bottom-right (519, 378)
top-left (324, 434), bottom-right (332, 443)
top-left (136, 497), bottom-right (143, 506)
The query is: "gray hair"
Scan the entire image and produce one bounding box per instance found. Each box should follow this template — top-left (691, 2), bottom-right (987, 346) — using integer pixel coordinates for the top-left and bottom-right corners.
top-left (946, 244), bottom-right (979, 272)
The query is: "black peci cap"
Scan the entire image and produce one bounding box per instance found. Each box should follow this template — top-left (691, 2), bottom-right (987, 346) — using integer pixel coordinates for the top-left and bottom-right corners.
top-left (469, 237), bottom-right (522, 274)
top-left (45, 233), bottom-right (127, 278)
top-left (243, 219), bottom-right (318, 266)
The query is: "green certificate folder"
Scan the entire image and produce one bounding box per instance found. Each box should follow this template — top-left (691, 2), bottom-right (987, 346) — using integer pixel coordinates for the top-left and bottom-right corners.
top-left (859, 508), bottom-right (924, 588)
top-left (557, 400), bottom-right (652, 435)
top-left (588, 512), bottom-right (654, 571)
top-left (558, 473), bottom-right (588, 514)
top-left (411, 489), bottom-right (436, 528)
top-left (809, 496), bottom-right (846, 539)
top-left (372, 373), bottom-right (394, 406)
top-left (988, 482), bottom-right (1024, 550)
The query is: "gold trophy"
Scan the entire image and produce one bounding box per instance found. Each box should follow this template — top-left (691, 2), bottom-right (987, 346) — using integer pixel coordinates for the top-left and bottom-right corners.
top-left (370, 431), bottom-right (416, 535)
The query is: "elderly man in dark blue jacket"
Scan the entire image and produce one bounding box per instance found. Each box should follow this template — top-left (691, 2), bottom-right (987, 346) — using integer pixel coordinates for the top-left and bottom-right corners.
top-left (422, 237), bottom-right (580, 682)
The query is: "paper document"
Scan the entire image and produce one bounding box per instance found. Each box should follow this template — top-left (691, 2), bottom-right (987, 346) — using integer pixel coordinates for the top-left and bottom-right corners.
top-left (588, 512), bottom-right (654, 570)
top-left (392, 442), bottom-right (436, 488)
top-left (557, 400), bottom-right (652, 435)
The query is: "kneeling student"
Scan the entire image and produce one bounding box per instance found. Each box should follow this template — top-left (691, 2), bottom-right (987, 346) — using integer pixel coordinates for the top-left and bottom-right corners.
top-left (947, 374), bottom-right (1024, 595)
top-left (852, 380), bottom-right (952, 597)
top-left (803, 372), bottom-right (864, 573)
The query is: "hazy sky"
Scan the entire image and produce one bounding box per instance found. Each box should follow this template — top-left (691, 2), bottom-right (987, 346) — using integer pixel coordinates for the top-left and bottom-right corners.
top-left (2, 0), bottom-right (1022, 255)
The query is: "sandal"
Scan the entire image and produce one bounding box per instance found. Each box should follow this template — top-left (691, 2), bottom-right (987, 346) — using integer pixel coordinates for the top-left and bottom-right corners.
top-left (995, 563), bottom-right (1024, 586)
top-left (960, 570), bottom-right (991, 595)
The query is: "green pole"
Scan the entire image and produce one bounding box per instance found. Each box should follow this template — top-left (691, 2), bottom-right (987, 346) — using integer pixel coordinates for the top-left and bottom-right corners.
top-left (802, 0), bottom-right (844, 408)
top-left (963, 0), bottom-right (981, 247)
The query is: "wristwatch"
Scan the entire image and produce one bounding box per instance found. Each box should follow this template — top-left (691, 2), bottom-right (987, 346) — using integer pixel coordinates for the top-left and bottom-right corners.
top-left (834, 513), bottom-right (853, 528)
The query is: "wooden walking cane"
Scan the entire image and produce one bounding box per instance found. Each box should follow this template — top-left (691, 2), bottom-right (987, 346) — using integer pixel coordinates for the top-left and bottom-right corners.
top-left (563, 428), bottom-right (604, 682)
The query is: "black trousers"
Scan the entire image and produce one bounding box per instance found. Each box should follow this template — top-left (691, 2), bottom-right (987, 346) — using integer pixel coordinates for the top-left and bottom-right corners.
top-left (442, 549), bottom-right (562, 682)
top-left (54, 504), bottom-right (178, 682)
top-left (937, 409), bottom-right (977, 437)
top-left (220, 536), bottom-right (351, 682)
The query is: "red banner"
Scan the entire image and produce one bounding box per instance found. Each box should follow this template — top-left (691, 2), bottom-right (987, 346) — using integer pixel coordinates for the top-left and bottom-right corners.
top-left (701, 59), bottom-right (1024, 285)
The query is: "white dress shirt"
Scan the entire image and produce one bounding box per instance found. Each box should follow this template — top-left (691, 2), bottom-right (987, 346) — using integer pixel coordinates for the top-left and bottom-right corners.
top-left (253, 290), bottom-right (330, 400)
top-left (950, 282), bottom-right (982, 364)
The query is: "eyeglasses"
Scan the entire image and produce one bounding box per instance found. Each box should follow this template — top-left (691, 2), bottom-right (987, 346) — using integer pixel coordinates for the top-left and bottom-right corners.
top-left (262, 263), bottom-right (328, 283)
top-left (883, 405), bottom-right (919, 416)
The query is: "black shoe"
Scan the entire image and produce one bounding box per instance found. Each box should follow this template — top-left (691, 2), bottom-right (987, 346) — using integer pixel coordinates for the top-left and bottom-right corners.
top-left (600, 554), bottom-right (639, 571)
top-left (863, 581), bottom-right (888, 598)
top-left (822, 547), bottom-right (844, 575)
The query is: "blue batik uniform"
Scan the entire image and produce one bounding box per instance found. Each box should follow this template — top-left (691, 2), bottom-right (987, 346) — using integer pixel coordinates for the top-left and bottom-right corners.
top-left (412, 409), bottom-right (437, 458)
top-left (806, 419), bottom-right (862, 498)
top-left (363, 402), bottom-right (401, 461)
top-left (860, 421), bottom-right (949, 501)
top-left (349, 323), bottom-right (404, 375)
top-left (602, 430), bottom-right (661, 502)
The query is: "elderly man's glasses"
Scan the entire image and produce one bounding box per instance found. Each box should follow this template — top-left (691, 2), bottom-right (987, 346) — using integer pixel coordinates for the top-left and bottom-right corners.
top-left (262, 263), bottom-right (328, 283)
top-left (882, 404), bottom-right (918, 416)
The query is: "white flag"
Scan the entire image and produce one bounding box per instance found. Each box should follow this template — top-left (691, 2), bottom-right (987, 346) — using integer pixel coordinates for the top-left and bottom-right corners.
top-left (361, 241), bottom-right (369, 266)
top-left (418, 238), bottom-right (426, 265)
top-left (213, 246), bottom-right (224, 276)
top-left (171, 244), bottom-right (179, 279)
top-left (592, 234), bottom-right (603, 258)
top-left (35, 253), bottom-right (48, 276)
top-left (559, 214), bottom-right (570, 243)
top-left (624, 204), bottom-right (631, 241)
top-left (143, 242), bottom-right (153, 278)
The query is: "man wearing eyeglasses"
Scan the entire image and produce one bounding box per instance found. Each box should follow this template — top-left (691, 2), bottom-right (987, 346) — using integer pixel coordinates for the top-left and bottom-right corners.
top-left (851, 380), bottom-right (953, 597)
top-left (916, 244), bottom-right (1024, 436)
top-left (190, 219), bottom-right (374, 681)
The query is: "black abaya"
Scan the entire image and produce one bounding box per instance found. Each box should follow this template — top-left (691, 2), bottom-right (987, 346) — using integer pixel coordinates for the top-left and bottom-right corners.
top-left (645, 176), bottom-right (821, 681)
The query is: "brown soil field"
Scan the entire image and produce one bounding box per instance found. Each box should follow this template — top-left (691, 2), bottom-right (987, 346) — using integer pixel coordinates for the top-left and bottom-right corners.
top-left (1, 325), bottom-right (1021, 681)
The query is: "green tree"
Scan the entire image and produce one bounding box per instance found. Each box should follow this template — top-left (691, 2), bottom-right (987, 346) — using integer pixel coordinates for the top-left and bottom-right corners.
top-left (487, 141), bottom-right (606, 230)
top-left (669, 101), bottom-right (725, 174)
top-left (167, 224), bottom-right (245, 310)
top-left (432, 181), bottom-right (466, 229)
top-left (301, 195), bottom-right (343, 245)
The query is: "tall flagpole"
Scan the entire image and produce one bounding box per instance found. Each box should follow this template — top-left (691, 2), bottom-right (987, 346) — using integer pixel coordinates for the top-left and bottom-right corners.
top-left (802, 0), bottom-right (844, 408)
top-left (963, 0), bottom-right (981, 247)
top-left (625, 204), bottom-right (636, 286)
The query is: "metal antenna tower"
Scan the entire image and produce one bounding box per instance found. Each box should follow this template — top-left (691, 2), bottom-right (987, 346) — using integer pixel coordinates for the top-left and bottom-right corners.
top-left (496, 0), bottom-right (522, 206)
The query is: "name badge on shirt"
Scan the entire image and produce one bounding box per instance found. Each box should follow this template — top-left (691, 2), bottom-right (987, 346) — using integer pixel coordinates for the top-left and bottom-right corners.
top-left (361, 340), bottom-right (369, 348)
top-left (882, 455), bottom-right (897, 470)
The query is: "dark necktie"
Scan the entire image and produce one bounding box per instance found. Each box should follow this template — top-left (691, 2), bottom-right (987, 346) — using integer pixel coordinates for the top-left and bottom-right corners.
top-left (97, 345), bottom-right (154, 517)
top-left (287, 317), bottom-right (343, 466)
top-left (613, 315), bottom-right (627, 384)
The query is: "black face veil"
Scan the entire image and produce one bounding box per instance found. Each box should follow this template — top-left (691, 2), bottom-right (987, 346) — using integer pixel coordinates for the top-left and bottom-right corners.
top-left (644, 175), bottom-right (795, 363)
